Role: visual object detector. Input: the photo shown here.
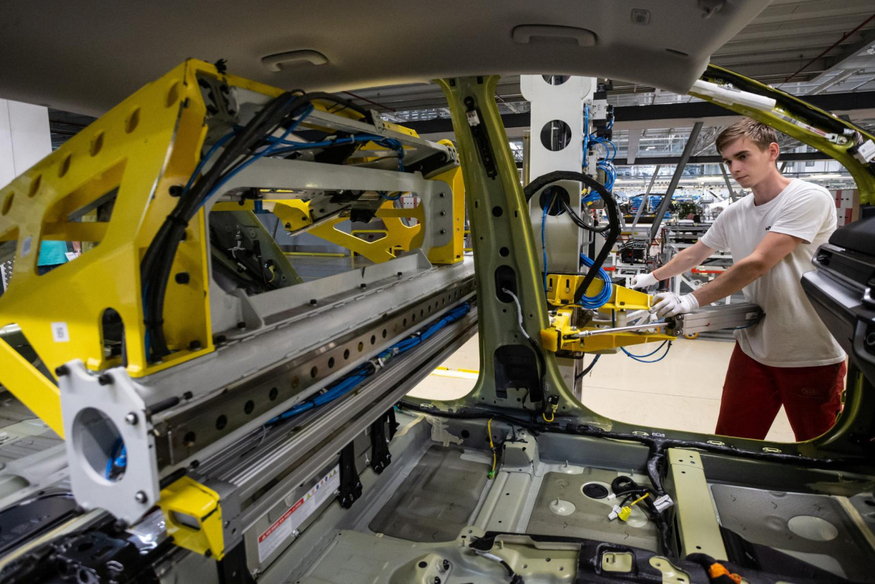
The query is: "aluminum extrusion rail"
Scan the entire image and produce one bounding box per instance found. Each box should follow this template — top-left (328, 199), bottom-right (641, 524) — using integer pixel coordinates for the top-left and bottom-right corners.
top-left (193, 304), bottom-right (479, 548)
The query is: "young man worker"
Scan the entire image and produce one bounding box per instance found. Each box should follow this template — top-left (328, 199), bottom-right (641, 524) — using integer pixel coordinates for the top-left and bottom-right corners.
top-left (630, 119), bottom-right (846, 442)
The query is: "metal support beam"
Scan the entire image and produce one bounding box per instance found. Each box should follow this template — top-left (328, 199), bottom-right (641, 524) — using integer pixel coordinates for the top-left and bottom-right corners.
top-left (719, 163), bottom-right (737, 202)
top-left (631, 165), bottom-right (660, 234)
top-left (405, 91), bottom-right (875, 138)
top-left (611, 151), bottom-right (833, 166)
top-left (627, 129), bottom-right (642, 164)
top-left (649, 122), bottom-right (703, 242)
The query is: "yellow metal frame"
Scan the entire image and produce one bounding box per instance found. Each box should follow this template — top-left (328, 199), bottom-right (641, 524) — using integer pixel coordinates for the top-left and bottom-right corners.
top-left (0, 60), bottom-right (226, 434)
top-left (540, 284), bottom-right (675, 353)
top-left (0, 60), bottom-right (463, 437)
top-left (314, 204), bottom-right (421, 265)
top-left (424, 146), bottom-right (466, 265)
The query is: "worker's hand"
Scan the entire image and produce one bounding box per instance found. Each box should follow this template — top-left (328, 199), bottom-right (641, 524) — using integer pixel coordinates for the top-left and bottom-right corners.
top-left (629, 272), bottom-right (659, 290)
top-left (651, 292), bottom-right (699, 318)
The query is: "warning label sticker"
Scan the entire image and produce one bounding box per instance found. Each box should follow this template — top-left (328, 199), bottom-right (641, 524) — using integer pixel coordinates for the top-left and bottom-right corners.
top-left (257, 465), bottom-right (340, 563)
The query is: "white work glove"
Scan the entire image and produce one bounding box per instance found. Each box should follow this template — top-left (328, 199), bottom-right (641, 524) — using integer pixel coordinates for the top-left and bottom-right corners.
top-left (629, 272), bottom-right (659, 290)
top-left (651, 292), bottom-right (699, 318)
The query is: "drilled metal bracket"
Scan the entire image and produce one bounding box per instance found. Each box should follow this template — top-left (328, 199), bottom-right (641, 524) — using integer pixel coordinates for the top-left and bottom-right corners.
top-left (59, 360), bottom-right (159, 525)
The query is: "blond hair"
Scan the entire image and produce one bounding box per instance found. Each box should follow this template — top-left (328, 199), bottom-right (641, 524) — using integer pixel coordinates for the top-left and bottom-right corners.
top-left (715, 119), bottom-right (779, 154)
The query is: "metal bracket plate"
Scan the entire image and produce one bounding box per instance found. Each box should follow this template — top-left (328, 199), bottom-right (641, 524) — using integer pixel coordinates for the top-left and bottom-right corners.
top-left (59, 360), bottom-right (159, 525)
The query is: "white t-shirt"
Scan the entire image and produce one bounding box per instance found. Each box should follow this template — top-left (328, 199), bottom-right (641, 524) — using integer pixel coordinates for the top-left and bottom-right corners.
top-left (699, 179), bottom-right (845, 368)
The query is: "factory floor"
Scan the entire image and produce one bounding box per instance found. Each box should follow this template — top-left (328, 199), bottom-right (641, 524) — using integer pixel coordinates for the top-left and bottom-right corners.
top-left (409, 335), bottom-right (799, 443)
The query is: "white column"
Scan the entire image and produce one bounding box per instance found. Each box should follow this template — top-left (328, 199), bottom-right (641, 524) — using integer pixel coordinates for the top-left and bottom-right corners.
top-left (520, 75), bottom-right (594, 275)
top-left (0, 99), bottom-right (52, 188)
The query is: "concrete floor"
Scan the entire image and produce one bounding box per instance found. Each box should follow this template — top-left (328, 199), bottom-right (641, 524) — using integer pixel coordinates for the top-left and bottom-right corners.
top-left (408, 335), bottom-right (798, 443)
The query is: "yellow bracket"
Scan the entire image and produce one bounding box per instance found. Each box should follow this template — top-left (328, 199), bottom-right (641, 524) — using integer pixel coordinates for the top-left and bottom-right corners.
top-left (540, 284), bottom-right (674, 354)
top-left (424, 144), bottom-right (466, 265)
top-left (265, 199), bottom-right (315, 232)
top-left (158, 476), bottom-right (226, 559)
top-left (546, 276), bottom-right (653, 311)
top-left (310, 202), bottom-right (422, 264)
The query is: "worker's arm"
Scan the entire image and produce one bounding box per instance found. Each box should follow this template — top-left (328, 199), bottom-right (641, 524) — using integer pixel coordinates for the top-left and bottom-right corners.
top-left (630, 240), bottom-right (715, 289)
top-left (653, 240), bottom-right (715, 281)
top-left (692, 231), bottom-right (803, 306)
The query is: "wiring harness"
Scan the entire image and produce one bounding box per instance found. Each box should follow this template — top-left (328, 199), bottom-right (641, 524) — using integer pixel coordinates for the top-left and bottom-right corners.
top-left (141, 90), bottom-right (403, 361)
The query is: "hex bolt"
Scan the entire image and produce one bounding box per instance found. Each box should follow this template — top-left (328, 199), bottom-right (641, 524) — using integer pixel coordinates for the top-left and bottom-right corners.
top-left (442, 560), bottom-right (450, 571)
top-left (98, 373), bottom-right (113, 386)
top-left (135, 491), bottom-right (148, 503)
top-left (125, 412), bottom-right (139, 425)
top-left (433, 578), bottom-right (441, 584)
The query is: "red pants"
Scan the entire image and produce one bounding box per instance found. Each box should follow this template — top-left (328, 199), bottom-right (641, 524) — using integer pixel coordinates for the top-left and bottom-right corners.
top-left (715, 343), bottom-right (846, 442)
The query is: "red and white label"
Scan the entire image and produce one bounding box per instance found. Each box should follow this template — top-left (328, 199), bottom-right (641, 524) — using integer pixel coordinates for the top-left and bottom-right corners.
top-left (257, 465), bottom-right (340, 563)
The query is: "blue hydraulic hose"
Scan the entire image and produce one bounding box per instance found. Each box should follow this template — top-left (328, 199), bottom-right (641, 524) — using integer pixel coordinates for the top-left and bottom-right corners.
top-left (578, 253), bottom-right (612, 309)
top-left (622, 340), bottom-right (672, 363)
top-left (183, 131), bottom-right (237, 195)
top-left (196, 106), bottom-right (315, 212)
top-left (267, 303), bottom-right (471, 425)
top-left (541, 192), bottom-right (558, 293)
top-left (541, 201), bottom-right (549, 292)
top-left (105, 439), bottom-right (127, 479)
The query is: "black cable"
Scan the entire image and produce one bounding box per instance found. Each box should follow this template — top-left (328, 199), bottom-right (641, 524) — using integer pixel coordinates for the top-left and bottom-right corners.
top-left (559, 196), bottom-right (611, 234)
top-left (142, 91), bottom-right (301, 355)
top-left (142, 90), bottom-right (326, 358)
top-left (398, 405), bottom-right (854, 557)
top-left (523, 171), bottom-right (620, 305)
top-left (610, 475), bottom-right (672, 556)
top-left (397, 401), bottom-right (541, 431)
top-left (305, 92), bottom-right (371, 121)
top-left (574, 354), bottom-right (601, 383)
